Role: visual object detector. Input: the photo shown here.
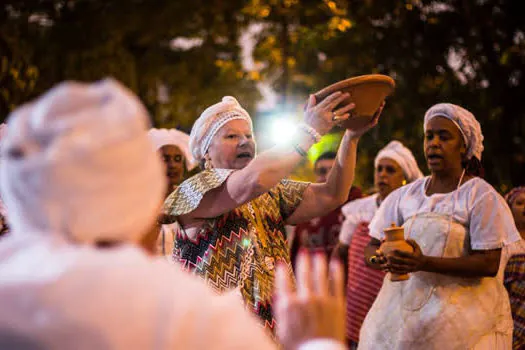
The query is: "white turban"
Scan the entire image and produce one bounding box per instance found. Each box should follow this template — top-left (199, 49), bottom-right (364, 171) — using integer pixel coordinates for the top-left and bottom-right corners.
top-left (0, 78), bottom-right (165, 244)
top-left (148, 128), bottom-right (196, 170)
top-left (375, 140), bottom-right (423, 182)
top-left (423, 103), bottom-right (484, 161)
top-left (189, 96), bottom-right (253, 162)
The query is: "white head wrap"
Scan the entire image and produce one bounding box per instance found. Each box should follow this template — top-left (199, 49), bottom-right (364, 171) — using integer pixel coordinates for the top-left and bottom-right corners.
top-left (423, 103), bottom-right (484, 160)
top-left (148, 128), bottom-right (196, 170)
top-left (189, 96), bottom-right (253, 162)
top-left (0, 78), bottom-right (165, 243)
top-left (375, 140), bottom-right (423, 182)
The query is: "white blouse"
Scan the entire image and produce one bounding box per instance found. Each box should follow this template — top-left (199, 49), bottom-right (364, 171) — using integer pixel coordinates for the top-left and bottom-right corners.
top-left (369, 177), bottom-right (521, 250)
top-left (339, 194), bottom-right (379, 245)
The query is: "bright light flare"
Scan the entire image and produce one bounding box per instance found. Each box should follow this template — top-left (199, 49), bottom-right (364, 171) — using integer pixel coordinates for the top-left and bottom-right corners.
top-left (270, 117), bottom-right (299, 145)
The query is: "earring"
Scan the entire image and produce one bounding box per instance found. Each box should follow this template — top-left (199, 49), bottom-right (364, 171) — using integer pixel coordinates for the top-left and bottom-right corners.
top-left (402, 179), bottom-right (407, 186)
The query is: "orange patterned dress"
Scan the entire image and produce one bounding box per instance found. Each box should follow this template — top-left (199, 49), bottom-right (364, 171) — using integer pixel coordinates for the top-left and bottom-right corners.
top-left (164, 169), bottom-right (309, 331)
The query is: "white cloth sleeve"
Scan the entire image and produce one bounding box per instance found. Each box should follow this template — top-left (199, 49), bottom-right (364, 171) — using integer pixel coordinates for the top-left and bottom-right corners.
top-left (298, 339), bottom-right (347, 350)
top-left (368, 189), bottom-right (403, 241)
top-left (469, 190), bottom-right (521, 250)
top-left (339, 214), bottom-right (360, 245)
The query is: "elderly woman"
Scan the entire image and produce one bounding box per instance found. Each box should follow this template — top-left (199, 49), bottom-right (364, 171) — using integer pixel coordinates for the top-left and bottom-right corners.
top-left (334, 140), bottom-right (423, 348)
top-left (503, 187), bottom-right (525, 349)
top-left (0, 79), bottom-right (348, 350)
top-left (164, 93), bottom-right (382, 329)
top-left (359, 103), bottom-right (520, 349)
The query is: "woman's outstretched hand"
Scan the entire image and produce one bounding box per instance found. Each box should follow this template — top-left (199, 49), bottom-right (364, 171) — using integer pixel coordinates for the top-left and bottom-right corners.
top-left (346, 101), bottom-right (385, 138)
top-left (304, 92), bottom-right (356, 136)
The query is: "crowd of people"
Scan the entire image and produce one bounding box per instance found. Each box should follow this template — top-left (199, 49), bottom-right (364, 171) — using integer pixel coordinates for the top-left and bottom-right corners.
top-left (0, 77), bottom-right (523, 350)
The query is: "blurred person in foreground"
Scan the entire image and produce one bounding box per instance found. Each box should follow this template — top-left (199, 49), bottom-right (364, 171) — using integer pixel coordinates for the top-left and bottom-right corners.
top-left (0, 79), bottom-right (347, 350)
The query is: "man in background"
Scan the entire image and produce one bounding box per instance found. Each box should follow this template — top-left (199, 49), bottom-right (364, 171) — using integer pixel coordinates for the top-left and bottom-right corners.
top-left (290, 151), bottom-right (362, 268)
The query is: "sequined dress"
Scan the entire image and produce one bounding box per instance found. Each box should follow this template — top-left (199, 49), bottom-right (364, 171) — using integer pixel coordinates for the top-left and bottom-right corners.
top-left (164, 169), bottom-right (309, 331)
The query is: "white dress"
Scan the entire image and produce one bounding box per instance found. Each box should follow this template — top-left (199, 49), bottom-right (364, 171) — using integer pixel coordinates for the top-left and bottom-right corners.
top-left (0, 233), bottom-right (346, 350)
top-left (339, 194), bottom-right (379, 245)
top-left (358, 177), bottom-right (520, 350)
top-left (0, 234), bottom-right (277, 349)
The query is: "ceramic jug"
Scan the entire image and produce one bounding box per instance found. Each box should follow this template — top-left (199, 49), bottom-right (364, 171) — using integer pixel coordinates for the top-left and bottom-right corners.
top-left (380, 223), bottom-right (413, 281)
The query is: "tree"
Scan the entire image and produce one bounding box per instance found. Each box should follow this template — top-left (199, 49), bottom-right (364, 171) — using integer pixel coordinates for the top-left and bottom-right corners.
top-left (0, 0), bottom-right (261, 130)
top-left (246, 0), bottom-right (525, 190)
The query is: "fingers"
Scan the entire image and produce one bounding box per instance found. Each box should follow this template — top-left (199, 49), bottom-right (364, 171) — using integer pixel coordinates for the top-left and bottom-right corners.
top-left (369, 101), bottom-right (385, 125)
top-left (316, 91), bottom-right (343, 110)
top-left (317, 91), bottom-right (351, 112)
top-left (329, 258), bottom-right (344, 301)
top-left (326, 92), bottom-right (350, 111)
top-left (333, 113), bottom-right (350, 123)
top-left (296, 251), bottom-right (313, 298)
top-left (334, 101), bottom-right (356, 115)
top-left (306, 94), bottom-right (316, 110)
top-left (390, 250), bottom-right (415, 258)
top-left (313, 253), bottom-right (328, 296)
top-left (275, 262), bottom-right (293, 300)
top-left (387, 255), bottom-right (414, 266)
top-left (405, 239), bottom-right (419, 252)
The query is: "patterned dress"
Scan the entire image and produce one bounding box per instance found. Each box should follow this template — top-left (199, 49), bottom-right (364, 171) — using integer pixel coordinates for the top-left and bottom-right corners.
top-left (504, 252), bottom-right (525, 350)
top-left (164, 169), bottom-right (309, 331)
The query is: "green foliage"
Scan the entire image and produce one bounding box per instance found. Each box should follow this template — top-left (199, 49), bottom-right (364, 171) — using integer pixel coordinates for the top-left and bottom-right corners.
top-left (0, 0), bottom-right (260, 130)
top-left (244, 0), bottom-right (525, 190)
top-left (1, 0), bottom-right (523, 189)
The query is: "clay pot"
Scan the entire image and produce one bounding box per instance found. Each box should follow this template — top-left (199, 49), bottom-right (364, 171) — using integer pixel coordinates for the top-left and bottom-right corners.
top-left (380, 223), bottom-right (413, 281)
top-left (314, 74), bottom-right (395, 130)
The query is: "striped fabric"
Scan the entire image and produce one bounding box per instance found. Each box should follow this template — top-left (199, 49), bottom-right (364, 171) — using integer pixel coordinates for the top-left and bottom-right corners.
top-left (345, 222), bottom-right (385, 343)
top-left (504, 254), bottom-right (525, 350)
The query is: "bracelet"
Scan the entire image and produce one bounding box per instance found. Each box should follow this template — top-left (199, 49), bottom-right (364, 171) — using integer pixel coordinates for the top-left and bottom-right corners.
top-left (298, 123), bottom-right (322, 143)
top-left (293, 144), bottom-right (308, 157)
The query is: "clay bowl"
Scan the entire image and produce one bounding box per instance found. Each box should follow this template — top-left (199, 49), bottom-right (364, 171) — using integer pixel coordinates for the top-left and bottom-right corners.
top-left (314, 74), bottom-right (395, 130)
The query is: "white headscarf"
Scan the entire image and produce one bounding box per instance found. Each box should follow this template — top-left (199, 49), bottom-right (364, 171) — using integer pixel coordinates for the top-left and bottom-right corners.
top-left (375, 140), bottom-right (423, 182)
top-left (189, 96), bottom-right (253, 163)
top-left (423, 103), bottom-right (484, 160)
top-left (0, 78), bottom-right (165, 243)
top-left (148, 128), bottom-right (196, 170)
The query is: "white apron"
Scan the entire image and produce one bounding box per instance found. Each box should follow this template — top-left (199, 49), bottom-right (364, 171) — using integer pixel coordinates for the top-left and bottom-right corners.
top-left (358, 212), bottom-right (513, 350)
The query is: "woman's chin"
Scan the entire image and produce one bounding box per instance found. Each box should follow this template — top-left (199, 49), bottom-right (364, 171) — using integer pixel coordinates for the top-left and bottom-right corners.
top-left (427, 162), bottom-right (444, 173)
top-left (233, 157), bottom-right (253, 169)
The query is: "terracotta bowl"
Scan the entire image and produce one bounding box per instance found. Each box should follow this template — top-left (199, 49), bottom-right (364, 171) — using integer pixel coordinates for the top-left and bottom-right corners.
top-left (314, 74), bottom-right (395, 130)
